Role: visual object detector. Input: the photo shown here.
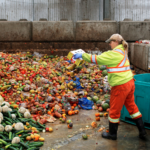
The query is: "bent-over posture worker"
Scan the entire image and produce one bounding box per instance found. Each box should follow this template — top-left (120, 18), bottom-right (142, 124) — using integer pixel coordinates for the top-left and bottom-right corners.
top-left (73, 34), bottom-right (147, 140)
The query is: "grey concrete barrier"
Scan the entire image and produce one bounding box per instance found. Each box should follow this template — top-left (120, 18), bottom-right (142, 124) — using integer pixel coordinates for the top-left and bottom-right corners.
top-left (130, 43), bottom-right (150, 71)
top-left (120, 21), bottom-right (150, 41)
top-left (32, 21), bottom-right (74, 42)
top-left (75, 21), bottom-right (118, 42)
top-left (0, 21), bottom-right (31, 41)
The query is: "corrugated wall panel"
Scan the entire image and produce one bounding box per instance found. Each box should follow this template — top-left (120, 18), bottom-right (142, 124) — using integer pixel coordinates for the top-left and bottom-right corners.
top-left (5, 0), bottom-right (33, 21)
top-left (34, 0), bottom-right (48, 21)
top-left (110, 0), bottom-right (150, 21)
top-left (0, 0), bottom-right (6, 20)
top-left (0, 0), bottom-right (102, 21)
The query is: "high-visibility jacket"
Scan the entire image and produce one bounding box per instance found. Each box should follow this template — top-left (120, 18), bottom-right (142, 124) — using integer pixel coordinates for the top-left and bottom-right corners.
top-left (82, 44), bottom-right (133, 87)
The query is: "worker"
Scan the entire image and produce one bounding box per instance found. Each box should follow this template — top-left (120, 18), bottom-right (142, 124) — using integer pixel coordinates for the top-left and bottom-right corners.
top-left (73, 34), bottom-right (147, 140)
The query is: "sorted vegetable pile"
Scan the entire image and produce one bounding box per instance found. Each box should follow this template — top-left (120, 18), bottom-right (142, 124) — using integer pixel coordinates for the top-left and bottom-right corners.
top-left (0, 102), bottom-right (46, 150)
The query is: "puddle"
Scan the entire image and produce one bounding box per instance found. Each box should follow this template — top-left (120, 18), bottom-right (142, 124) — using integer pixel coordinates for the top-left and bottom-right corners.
top-left (52, 132), bottom-right (85, 149)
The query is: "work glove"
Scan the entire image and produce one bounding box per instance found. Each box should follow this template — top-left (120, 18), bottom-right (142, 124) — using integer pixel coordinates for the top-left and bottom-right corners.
top-left (73, 53), bottom-right (83, 59)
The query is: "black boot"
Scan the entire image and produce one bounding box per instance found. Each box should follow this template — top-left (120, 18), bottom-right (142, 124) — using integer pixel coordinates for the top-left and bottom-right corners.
top-left (102, 122), bottom-right (118, 140)
top-left (135, 117), bottom-right (147, 139)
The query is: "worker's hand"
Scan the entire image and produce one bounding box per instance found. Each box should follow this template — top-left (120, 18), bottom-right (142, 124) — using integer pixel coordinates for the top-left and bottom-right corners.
top-left (73, 53), bottom-right (83, 59)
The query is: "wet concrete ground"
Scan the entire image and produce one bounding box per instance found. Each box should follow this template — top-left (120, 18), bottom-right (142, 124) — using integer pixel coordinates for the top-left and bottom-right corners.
top-left (40, 110), bottom-right (150, 150)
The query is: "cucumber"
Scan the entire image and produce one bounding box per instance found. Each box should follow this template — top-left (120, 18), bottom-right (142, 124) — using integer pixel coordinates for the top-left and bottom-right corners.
top-left (28, 142), bottom-right (44, 147)
top-left (5, 144), bottom-right (12, 149)
top-left (16, 130), bottom-right (24, 135)
top-left (24, 130), bottom-right (32, 133)
top-left (5, 121), bottom-right (12, 125)
top-left (16, 111), bottom-right (22, 118)
top-left (20, 142), bottom-right (29, 149)
top-left (37, 122), bottom-right (45, 128)
top-left (27, 147), bottom-right (40, 150)
top-left (8, 146), bottom-right (18, 150)
top-left (19, 146), bottom-right (23, 150)
top-left (0, 139), bottom-right (7, 145)
top-left (7, 111), bottom-right (12, 118)
top-left (11, 143), bottom-right (21, 147)
top-left (1, 103), bottom-right (5, 107)
top-left (29, 119), bottom-right (36, 123)
top-left (21, 134), bottom-right (31, 138)
top-left (29, 122), bottom-right (39, 128)
top-left (9, 132), bottom-right (12, 140)
top-left (0, 134), bottom-right (6, 139)
top-left (4, 117), bottom-right (13, 123)
top-left (11, 132), bottom-right (15, 139)
top-left (4, 139), bottom-right (12, 142)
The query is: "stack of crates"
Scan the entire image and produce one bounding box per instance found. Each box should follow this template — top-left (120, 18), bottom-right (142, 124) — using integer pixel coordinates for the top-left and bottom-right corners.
top-left (121, 74), bottom-right (150, 129)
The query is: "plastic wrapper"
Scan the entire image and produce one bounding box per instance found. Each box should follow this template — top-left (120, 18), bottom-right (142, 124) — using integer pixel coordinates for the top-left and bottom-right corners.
top-left (45, 96), bottom-right (53, 102)
top-left (23, 85), bottom-right (31, 92)
top-left (33, 52), bottom-right (43, 58)
top-left (8, 65), bottom-right (15, 72)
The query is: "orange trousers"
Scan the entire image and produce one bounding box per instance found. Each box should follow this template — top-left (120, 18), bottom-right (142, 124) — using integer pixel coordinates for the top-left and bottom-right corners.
top-left (109, 79), bottom-right (142, 123)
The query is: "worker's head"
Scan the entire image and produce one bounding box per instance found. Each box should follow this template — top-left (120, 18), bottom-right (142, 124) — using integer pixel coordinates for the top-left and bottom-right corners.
top-left (105, 34), bottom-right (128, 52)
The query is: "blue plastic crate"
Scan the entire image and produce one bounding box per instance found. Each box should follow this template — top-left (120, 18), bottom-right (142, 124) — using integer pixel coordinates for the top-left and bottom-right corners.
top-left (121, 74), bottom-right (150, 129)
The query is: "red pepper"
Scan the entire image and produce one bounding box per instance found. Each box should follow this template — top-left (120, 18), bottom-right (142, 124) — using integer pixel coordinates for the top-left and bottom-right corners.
top-left (42, 104), bottom-right (46, 109)
top-left (30, 78), bottom-right (33, 82)
top-left (16, 102), bottom-right (20, 105)
top-left (2, 94), bottom-right (5, 97)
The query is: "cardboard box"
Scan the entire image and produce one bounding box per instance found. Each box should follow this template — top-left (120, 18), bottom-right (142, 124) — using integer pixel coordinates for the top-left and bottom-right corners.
top-left (67, 49), bottom-right (85, 66)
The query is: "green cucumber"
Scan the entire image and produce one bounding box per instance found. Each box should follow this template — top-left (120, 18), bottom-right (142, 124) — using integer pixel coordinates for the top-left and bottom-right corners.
top-left (1, 103), bottom-right (5, 107)
top-left (28, 142), bottom-right (44, 147)
top-left (21, 134), bottom-right (31, 138)
top-left (29, 119), bottom-right (36, 123)
top-left (5, 121), bottom-right (12, 125)
top-left (8, 146), bottom-right (18, 150)
top-left (7, 111), bottom-right (12, 118)
top-left (9, 132), bottom-right (12, 140)
top-left (37, 122), bottom-right (45, 128)
top-left (24, 130), bottom-right (32, 133)
top-left (20, 142), bottom-right (29, 149)
top-left (5, 144), bottom-right (12, 149)
top-left (11, 143), bottom-right (21, 147)
top-left (19, 146), bottom-right (23, 150)
top-left (4, 117), bottom-right (13, 123)
top-left (0, 139), bottom-right (7, 145)
top-left (16, 130), bottom-right (24, 135)
top-left (0, 134), bottom-right (6, 139)
top-left (27, 147), bottom-right (40, 150)
top-left (16, 111), bottom-right (22, 118)
top-left (11, 132), bottom-right (15, 139)
top-left (4, 139), bottom-right (12, 142)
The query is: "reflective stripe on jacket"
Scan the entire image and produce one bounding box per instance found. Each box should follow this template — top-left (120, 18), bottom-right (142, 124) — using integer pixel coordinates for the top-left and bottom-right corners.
top-left (107, 48), bottom-right (131, 73)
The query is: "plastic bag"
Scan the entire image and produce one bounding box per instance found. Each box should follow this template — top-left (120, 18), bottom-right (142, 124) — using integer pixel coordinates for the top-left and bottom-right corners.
top-left (8, 66), bottom-right (15, 72)
top-left (78, 97), bottom-right (94, 110)
top-left (33, 52), bottom-right (43, 58)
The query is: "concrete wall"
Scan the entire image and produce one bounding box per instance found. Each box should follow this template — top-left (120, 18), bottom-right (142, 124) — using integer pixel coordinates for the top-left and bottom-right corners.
top-left (32, 21), bottom-right (74, 41)
top-left (76, 21), bottom-right (118, 42)
top-left (120, 21), bottom-right (150, 41)
top-left (130, 43), bottom-right (150, 71)
top-left (0, 21), bottom-right (150, 42)
top-left (0, 21), bottom-right (31, 42)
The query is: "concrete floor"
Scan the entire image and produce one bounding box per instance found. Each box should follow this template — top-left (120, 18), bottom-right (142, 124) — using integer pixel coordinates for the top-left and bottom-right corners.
top-left (40, 110), bottom-right (150, 150)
